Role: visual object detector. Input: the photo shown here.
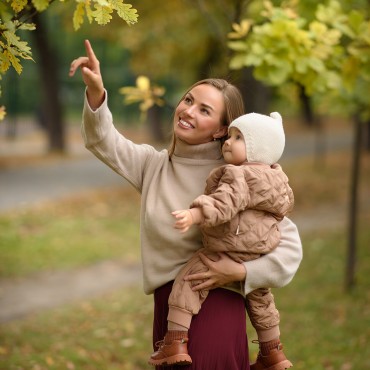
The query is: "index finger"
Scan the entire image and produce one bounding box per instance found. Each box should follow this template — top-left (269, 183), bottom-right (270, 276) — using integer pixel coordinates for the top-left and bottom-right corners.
top-left (84, 39), bottom-right (98, 62)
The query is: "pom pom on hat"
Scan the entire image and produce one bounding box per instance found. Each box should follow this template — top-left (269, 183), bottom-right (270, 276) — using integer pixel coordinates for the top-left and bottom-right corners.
top-left (229, 112), bottom-right (285, 165)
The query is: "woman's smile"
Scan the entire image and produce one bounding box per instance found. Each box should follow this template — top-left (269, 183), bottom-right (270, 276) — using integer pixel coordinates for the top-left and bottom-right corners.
top-left (178, 118), bottom-right (195, 129)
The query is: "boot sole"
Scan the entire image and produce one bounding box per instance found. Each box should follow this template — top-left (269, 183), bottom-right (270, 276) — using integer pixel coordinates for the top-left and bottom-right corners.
top-left (251, 360), bottom-right (293, 370)
top-left (148, 354), bottom-right (192, 366)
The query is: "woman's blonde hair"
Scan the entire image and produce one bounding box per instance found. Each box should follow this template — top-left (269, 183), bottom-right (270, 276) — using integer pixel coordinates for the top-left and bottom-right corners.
top-left (168, 78), bottom-right (245, 157)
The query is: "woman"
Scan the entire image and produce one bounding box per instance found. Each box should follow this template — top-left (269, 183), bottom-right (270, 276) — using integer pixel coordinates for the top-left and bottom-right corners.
top-left (69, 40), bottom-right (302, 370)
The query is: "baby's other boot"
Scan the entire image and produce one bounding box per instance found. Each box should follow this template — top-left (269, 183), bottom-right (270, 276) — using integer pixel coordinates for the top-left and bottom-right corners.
top-left (250, 339), bottom-right (292, 370)
top-left (148, 330), bottom-right (192, 367)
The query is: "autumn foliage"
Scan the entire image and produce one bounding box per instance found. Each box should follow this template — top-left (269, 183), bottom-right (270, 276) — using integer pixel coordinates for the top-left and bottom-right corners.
top-left (0, 0), bottom-right (139, 119)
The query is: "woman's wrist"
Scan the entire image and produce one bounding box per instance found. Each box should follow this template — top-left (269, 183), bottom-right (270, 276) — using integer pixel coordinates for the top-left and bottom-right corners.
top-left (86, 87), bottom-right (105, 111)
top-left (235, 262), bottom-right (247, 282)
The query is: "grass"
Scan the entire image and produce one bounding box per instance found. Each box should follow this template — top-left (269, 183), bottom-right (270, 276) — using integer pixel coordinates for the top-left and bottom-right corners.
top-left (0, 287), bottom-right (153, 370)
top-left (0, 187), bottom-right (141, 278)
top-left (0, 149), bottom-right (369, 369)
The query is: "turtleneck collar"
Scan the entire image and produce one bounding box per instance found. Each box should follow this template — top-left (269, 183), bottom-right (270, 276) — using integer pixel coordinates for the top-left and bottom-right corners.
top-left (173, 138), bottom-right (224, 161)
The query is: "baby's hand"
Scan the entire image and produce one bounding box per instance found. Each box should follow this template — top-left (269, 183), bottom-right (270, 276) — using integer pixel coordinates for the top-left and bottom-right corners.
top-left (172, 210), bottom-right (194, 233)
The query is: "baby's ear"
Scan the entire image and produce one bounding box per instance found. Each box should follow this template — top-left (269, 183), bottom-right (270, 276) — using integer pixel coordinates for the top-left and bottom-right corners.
top-left (213, 125), bottom-right (228, 140)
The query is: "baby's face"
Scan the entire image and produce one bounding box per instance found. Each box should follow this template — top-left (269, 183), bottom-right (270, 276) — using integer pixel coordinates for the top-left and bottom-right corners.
top-left (222, 127), bottom-right (247, 165)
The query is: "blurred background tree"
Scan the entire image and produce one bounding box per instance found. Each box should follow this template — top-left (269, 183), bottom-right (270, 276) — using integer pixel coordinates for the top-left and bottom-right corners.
top-left (227, 0), bottom-right (369, 290)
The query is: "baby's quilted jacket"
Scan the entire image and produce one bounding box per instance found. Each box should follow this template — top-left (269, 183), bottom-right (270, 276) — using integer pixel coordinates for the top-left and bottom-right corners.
top-left (191, 163), bottom-right (294, 260)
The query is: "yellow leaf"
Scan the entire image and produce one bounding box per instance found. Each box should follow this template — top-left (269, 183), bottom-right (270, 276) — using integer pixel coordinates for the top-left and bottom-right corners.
top-left (10, 0), bottom-right (28, 13)
top-left (94, 0), bottom-right (110, 6)
top-left (4, 49), bottom-right (22, 74)
top-left (110, 0), bottom-right (138, 25)
top-left (119, 76), bottom-right (165, 115)
top-left (0, 345), bottom-right (9, 354)
top-left (136, 75), bottom-right (150, 91)
top-left (152, 86), bottom-right (165, 98)
top-left (17, 22), bottom-right (36, 31)
top-left (45, 356), bottom-right (54, 365)
top-left (0, 52), bottom-right (11, 73)
top-left (92, 4), bottom-right (113, 25)
top-left (228, 19), bottom-right (252, 39)
top-left (73, 2), bottom-right (85, 30)
top-left (3, 30), bottom-right (33, 61)
top-left (85, 1), bottom-right (94, 23)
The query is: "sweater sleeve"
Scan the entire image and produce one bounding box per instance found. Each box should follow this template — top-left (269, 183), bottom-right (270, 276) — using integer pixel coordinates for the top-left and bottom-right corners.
top-left (243, 217), bottom-right (303, 295)
top-left (191, 166), bottom-right (249, 227)
top-left (81, 89), bottom-right (159, 192)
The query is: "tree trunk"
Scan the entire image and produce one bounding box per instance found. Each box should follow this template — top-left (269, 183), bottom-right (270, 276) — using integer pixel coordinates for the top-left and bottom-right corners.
top-left (5, 68), bottom-right (19, 139)
top-left (364, 120), bottom-right (370, 151)
top-left (146, 105), bottom-right (165, 142)
top-left (298, 84), bottom-right (314, 126)
top-left (345, 115), bottom-right (363, 291)
top-left (32, 12), bottom-right (65, 152)
top-left (231, 67), bottom-right (271, 114)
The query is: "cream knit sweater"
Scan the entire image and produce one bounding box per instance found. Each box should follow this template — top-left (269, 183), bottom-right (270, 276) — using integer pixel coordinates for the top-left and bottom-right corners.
top-left (82, 92), bottom-right (302, 295)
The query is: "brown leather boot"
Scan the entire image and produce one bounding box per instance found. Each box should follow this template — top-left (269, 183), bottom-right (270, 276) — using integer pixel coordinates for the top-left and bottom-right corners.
top-left (148, 331), bottom-right (192, 367)
top-left (250, 339), bottom-right (292, 370)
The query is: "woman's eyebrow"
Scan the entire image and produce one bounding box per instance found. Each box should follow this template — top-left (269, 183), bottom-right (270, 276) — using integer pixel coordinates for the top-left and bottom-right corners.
top-left (188, 92), bottom-right (215, 111)
top-left (201, 103), bottom-right (215, 111)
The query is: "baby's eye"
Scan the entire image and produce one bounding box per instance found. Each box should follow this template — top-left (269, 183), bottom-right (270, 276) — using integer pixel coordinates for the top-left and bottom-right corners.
top-left (236, 134), bottom-right (242, 140)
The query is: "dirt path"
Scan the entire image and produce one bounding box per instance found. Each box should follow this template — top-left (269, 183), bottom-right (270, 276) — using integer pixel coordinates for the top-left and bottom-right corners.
top-left (0, 260), bottom-right (142, 323)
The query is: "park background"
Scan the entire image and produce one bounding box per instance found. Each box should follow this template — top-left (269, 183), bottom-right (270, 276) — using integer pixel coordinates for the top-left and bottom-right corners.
top-left (0, 1), bottom-right (369, 369)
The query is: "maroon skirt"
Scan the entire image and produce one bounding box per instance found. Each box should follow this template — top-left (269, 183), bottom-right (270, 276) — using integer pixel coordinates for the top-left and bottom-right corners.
top-left (153, 281), bottom-right (250, 370)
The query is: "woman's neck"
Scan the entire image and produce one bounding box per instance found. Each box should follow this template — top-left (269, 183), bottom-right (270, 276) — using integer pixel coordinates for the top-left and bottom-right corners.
top-left (173, 138), bottom-right (223, 160)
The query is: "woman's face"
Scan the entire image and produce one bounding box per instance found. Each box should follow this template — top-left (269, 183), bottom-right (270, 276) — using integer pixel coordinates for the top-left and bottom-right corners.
top-left (174, 84), bottom-right (228, 145)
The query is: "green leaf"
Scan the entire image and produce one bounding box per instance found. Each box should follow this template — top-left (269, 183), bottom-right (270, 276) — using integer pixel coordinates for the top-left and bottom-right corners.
top-left (16, 22), bottom-right (36, 31)
top-left (227, 41), bottom-right (247, 52)
top-left (307, 57), bottom-right (325, 72)
top-left (316, 0), bottom-right (341, 24)
top-left (348, 10), bottom-right (364, 35)
top-left (32, 0), bottom-right (50, 12)
top-left (295, 58), bottom-right (308, 74)
top-left (229, 54), bottom-right (248, 70)
top-left (244, 53), bottom-right (263, 67)
top-left (325, 71), bottom-right (341, 90)
top-left (268, 68), bottom-right (289, 85)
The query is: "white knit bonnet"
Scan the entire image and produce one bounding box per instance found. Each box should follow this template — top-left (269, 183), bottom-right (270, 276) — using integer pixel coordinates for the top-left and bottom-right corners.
top-left (228, 112), bottom-right (285, 165)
